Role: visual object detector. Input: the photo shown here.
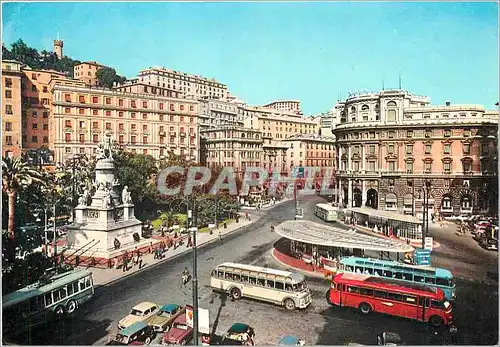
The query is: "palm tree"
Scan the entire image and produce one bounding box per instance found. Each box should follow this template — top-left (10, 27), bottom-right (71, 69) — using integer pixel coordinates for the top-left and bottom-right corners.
top-left (2, 157), bottom-right (44, 239)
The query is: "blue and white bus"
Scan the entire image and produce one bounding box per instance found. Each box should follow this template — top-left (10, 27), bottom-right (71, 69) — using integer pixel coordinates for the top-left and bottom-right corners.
top-left (338, 256), bottom-right (456, 300)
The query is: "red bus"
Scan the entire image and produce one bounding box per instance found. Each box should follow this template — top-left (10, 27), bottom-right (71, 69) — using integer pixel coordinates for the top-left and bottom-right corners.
top-left (326, 273), bottom-right (453, 327)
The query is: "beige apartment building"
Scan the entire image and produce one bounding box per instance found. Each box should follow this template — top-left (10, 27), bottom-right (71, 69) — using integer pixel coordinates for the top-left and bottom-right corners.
top-left (2, 60), bottom-right (23, 158)
top-left (282, 134), bottom-right (336, 174)
top-left (198, 98), bottom-right (242, 130)
top-left (200, 125), bottom-right (262, 175)
top-left (262, 100), bottom-right (302, 115)
top-left (332, 89), bottom-right (498, 217)
top-left (137, 66), bottom-right (228, 100)
top-left (74, 61), bottom-right (107, 86)
top-left (114, 81), bottom-right (182, 99)
top-left (50, 82), bottom-right (199, 164)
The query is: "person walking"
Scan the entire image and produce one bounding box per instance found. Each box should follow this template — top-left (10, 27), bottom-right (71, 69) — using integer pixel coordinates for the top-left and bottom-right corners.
top-left (138, 253), bottom-right (143, 269)
top-left (218, 229), bottom-right (222, 242)
top-left (122, 251), bottom-right (129, 272)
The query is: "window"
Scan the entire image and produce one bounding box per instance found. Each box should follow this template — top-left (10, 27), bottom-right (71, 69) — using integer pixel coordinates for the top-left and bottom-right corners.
top-left (367, 161), bottom-right (375, 172)
top-left (463, 129), bottom-right (471, 137)
top-left (406, 130), bottom-right (413, 138)
top-left (92, 96), bottom-right (98, 104)
top-left (190, 105), bottom-right (194, 112)
top-left (143, 136), bottom-right (148, 144)
top-left (403, 295), bottom-right (417, 304)
top-left (142, 113), bottom-right (148, 120)
top-left (131, 136), bottom-right (136, 144)
top-left (5, 122), bottom-right (12, 131)
top-left (425, 144), bottom-right (432, 154)
top-left (424, 162), bottom-right (432, 173)
top-left (463, 143), bottom-right (471, 155)
top-left (105, 110), bottom-right (111, 117)
top-left (65, 107), bottom-right (71, 114)
top-left (43, 111), bottom-right (48, 118)
top-left (386, 292), bottom-right (403, 302)
top-left (406, 144), bottom-right (413, 155)
top-left (347, 286), bottom-right (360, 294)
top-left (406, 162), bottom-right (413, 173)
top-left (436, 278), bottom-right (451, 287)
top-left (45, 293), bottom-right (53, 306)
top-left (388, 131), bottom-right (395, 139)
top-left (388, 161), bottom-right (396, 172)
top-left (425, 277), bottom-right (436, 284)
top-left (79, 95), bottom-right (85, 103)
top-left (32, 123), bottom-right (38, 129)
top-left (106, 123), bottom-right (112, 130)
top-left (142, 101), bottom-right (147, 108)
top-left (5, 104), bottom-right (13, 114)
top-left (267, 280), bottom-right (275, 288)
top-left (5, 90), bottom-right (12, 98)
top-left (369, 145), bottom-right (375, 154)
top-left (93, 134), bottom-right (99, 143)
top-left (5, 136), bottom-right (12, 145)
top-left (387, 110), bottom-right (396, 121)
top-left (170, 104), bottom-right (175, 111)
top-left (444, 162), bottom-right (451, 173)
top-left (374, 290), bottom-right (387, 299)
top-left (79, 108), bottom-right (85, 115)
top-left (444, 129), bottom-right (451, 137)
top-left (275, 281), bottom-right (284, 290)
top-left (359, 288), bottom-right (374, 296)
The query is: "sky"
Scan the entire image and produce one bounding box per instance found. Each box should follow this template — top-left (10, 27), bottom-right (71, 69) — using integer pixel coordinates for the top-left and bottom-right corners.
top-left (2, 1), bottom-right (498, 114)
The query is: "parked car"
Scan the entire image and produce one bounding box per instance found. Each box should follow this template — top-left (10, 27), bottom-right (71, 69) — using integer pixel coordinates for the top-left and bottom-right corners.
top-left (479, 237), bottom-right (498, 251)
top-left (107, 321), bottom-right (157, 345)
top-left (377, 332), bottom-right (404, 346)
top-left (145, 304), bottom-right (185, 333)
top-left (278, 336), bottom-right (305, 346)
top-left (219, 323), bottom-right (255, 345)
top-left (161, 312), bottom-right (192, 345)
top-left (118, 302), bottom-right (160, 330)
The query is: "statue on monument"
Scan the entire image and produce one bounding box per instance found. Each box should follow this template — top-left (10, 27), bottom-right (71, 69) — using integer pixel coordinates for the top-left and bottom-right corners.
top-left (122, 186), bottom-right (132, 205)
top-left (78, 187), bottom-right (91, 206)
top-left (103, 188), bottom-right (113, 208)
top-left (96, 133), bottom-right (115, 161)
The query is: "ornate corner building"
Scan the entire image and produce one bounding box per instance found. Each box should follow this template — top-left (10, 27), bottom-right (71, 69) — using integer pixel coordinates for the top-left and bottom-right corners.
top-left (332, 89), bottom-right (498, 218)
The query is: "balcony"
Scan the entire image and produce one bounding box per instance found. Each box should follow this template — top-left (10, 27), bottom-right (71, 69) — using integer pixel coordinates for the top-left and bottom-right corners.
top-left (190, 133), bottom-right (196, 137)
top-left (180, 132), bottom-right (187, 137)
top-left (170, 132), bottom-right (176, 137)
top-left (159, 131), bottom-right (166, 136)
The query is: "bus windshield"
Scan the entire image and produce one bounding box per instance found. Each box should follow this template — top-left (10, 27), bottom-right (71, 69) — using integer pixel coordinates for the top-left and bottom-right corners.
top-left (293, 281), bottom-right (308, 292)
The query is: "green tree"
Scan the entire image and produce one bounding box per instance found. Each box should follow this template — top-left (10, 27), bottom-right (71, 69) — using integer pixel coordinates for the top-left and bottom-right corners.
top-left (96, 67), bottom-right (126, 88)
top-left (2, 157), bottom-right (45, 239)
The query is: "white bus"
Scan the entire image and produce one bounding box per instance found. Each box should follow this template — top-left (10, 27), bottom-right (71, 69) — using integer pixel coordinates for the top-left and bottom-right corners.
top-left (315, 203), bottom-right (338, 222)
top-left (210, 262), bottom-right (312, 311)
top-left (3, 269), bottom-right (94, 335)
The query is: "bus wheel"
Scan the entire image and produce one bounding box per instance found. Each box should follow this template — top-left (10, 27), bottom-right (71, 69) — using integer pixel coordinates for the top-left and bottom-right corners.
top-left (144, 337), bottom-right (152, 345)
top-left (66, 300), bottom-right (77, 314)
top-left (54, 305), bottom-right (65, 318)
top-left (325, 290), bottom-right (334, 306)
top-left (230, 288), bottom-right (242, 300)
top-left (359, 303), bottom-right (371, 314)
top-left (429, 315), bottom-right (442, 327)
top-left (284, 299), bottom-right (296, 311)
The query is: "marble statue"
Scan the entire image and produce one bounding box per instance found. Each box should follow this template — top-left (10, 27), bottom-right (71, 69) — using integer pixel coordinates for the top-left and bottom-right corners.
top-left (96, 134), bottom-right (115, 161)
top-left (122, 186), bottom-right (132, 204)
top-left (103, 190), bottom-right (113, 208)
top-left (78, 188), bottom-right (91, 206)
top-left (78, 195), bottom-right (86, 206)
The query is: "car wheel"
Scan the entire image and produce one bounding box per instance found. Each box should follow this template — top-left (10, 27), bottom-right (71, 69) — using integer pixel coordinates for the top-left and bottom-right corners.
top-left (164, 325), bottom-right (170, 333)
top-left (144, 337), bottom-right (152, 345)
top-left (66, 300), bottom-right (77, 314)
top-left (181, 339), bottom-right (186, 345)
top-left (359, 302), bottom-right (371, 314)
top-left (429, 315), bottom-right (442, 327)
top-left (231, 287), bottom-right (242, 300)
top-left (284, 298), bottom-right (296, 311)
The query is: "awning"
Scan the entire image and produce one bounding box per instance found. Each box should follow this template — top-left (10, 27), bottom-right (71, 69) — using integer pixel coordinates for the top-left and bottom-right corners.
top-left (275, 220), bottom-right (414, 253)
top-left (385, 194), bottom-right (397, 203)
top-left (346, 207), bottom-right (421, 224)
top-left (403, 195), bottom-right (413, 205)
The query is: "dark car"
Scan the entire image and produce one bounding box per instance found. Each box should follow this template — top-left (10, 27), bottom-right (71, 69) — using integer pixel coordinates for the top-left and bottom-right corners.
top-left (162, 312), bottom-right (192, 345)
top-left (107, 321), bottom-right (157, 345)
top-left (219, 323), bottom-right (255, 345)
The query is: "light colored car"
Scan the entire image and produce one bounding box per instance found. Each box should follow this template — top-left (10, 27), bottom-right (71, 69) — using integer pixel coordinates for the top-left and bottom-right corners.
top-left (118, 302), bottom-right (160, 330)
top-left (145, 304), bottom-right (185, 332)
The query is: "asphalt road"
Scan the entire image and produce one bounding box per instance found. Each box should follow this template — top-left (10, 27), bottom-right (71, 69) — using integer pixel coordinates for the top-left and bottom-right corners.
top-left (7, 196), bottom-right (498, 345)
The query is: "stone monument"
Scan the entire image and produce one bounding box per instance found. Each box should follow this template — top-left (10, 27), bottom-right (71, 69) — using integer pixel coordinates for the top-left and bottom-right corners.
top-left (66, 133), bottom-right (156, 260)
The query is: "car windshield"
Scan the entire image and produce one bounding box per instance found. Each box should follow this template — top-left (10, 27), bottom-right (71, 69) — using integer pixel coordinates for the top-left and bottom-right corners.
top-left (173, 323), bottom-right (188, 330)
top-left (130, 309), bottom-right (144, 316)
top-left (159, 311), bottom-right (172, 318)
top-left (293, 281), bottom-right (308, 292)
top-left (226, 332), bottom-right (244, 341)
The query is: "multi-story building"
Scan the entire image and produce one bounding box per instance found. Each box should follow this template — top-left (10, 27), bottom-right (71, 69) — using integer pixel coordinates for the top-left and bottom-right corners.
top-left (49, 82), bottom-right (199, 164)
top-left (333, 89), bottom-right (498, 217)
top-left (74, 61), bottom-right (107, 86)
top-left (113, 80), bottom-right (182, 98)
top-left (262, 100), bottom-right (302, 115)
top-left (198, 98), bottom-right (242, 131)
top-left (2, 60), bottom-right (23, 158)
top-left (282, 134), bottom-right (336, 174)
top-left (136, 66), bottom-right (228, 100)
top-left (22, 67), bottom-right (68, 154)
top-left (200, 125), bottom-right (263, 175)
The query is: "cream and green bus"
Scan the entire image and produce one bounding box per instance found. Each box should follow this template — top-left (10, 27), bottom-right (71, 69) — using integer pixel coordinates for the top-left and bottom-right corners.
top-left (210, 262), bottom-right (312, 311)
top-left (2, 269), bottom-right (94, 335)
top-left (315, 203), bottom-right (338, 222)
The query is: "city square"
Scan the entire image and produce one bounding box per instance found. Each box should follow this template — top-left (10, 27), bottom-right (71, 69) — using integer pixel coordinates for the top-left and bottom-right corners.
top-left (1, 1), bottom-right (498, 346)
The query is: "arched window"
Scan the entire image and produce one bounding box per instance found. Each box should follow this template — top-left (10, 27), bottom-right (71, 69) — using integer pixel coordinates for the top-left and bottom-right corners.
top-left (461, 196), bottom-right (472, 210)
top-left (387, 101), bottom-right (397, 107)
top-left (350, 106), bottom-right (356, 113)
top-left (442, 195), bottom-right (453, 211)
top-left (385, 193), bottom-right (398, 210)
top-left (361, 104), bottom-right (369, 111)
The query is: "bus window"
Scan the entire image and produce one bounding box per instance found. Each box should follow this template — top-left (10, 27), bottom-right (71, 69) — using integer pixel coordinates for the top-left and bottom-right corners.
top-left (211, 270), bottom-right (217, 277)
top-left (59, 288), bottom-right (67, 300)
top-left (386, 292), bottom-right (403, 302)
top-left (360, 288), bottom-right (373, 296)
top-left (79, 279), bottom-right (86, 291)
top-left (275, 282), bottom-right (284, 290)
top-left (225, 273), bottom-right (233, 280)
top-left (436, 278), bottom-right (450, 287)
top-left (29, 295), bottom-right (44, 313)
top-left (85, 277), bottom-right (91, 287)
top-left (374, 290), bottom-right (387, 299)
top-left (365, 268), bottom-right (373, 275)
top-left (346, 265), bottom-right (354, 272)
top-left (395, 272), bottom-right (404, 280)
top-left (249, 277), bottom-right (257, 285)
top-left (403, 295), bottom-right (417, 305)
top-left (355, 266), bottom-right (363, 274)
top-left (431, 300), bottom-right (446, 309)
top-left (233, 274), bottom-right (241, 281)
top-left (45, 293), bottom-right (53, 306)
top-left (257, 278), bottom-right (265, 286)
top-left (383, 270), bottom-right (392, 277)
top-left (67, 283), bottom-right (74, 295)
top-left (53, 289), bottom-right (61, 302)
top-left (402, 273), bottom-right (413, 281)
top-left (73, 282), bottom-right (79, 293)
top-left (331, 282), bottom-right (336, 290)
top-left (267, 280), bottom-right (275, 288)
top-left (285, 284), bottom-right (293, 291)
top-left (241, 275), bottom-right (249, 283)
top-left (425, 277), bottom-right (436, 284)
top-left (347, 286), bottom-right (360, 294)
top-left (418, 297), bottom-right (425, 306)
top-left (217, 271), bottom-right (224, 278)
top-left (414, 275), bottom-right (425, 283)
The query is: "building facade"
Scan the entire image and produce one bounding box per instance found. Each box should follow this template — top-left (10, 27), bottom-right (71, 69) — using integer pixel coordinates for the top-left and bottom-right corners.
top-left (333, 89), bottom-right (498, 217)
top-left (198, 98), bottom-right (242, 130)
top-left (50, 83), bottom-right (199, 164)
top-left (262, 100), bottom-right (302, 115)
top-left (136, 67), bottom-right (228, 100)
top-left (74, 61), bottom-right (106, 86)
top-left (282, 134), bottom-right (336, 175)
top-left (113, 81), bottom-right (182, 99)
top-left (2, 60), bottom-right (23, 158)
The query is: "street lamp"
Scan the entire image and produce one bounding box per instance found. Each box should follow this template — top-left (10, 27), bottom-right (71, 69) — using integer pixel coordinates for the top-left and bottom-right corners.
top-left (420, 179), bottom-right (432, 249)
top-left (187, 197), bottom-right (199, 345)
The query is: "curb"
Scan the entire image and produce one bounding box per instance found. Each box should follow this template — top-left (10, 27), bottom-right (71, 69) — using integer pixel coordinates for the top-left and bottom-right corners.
top-left (270, 249), bottom-right (326, 279)
top-left (93, 218), bottom-right (261, 289)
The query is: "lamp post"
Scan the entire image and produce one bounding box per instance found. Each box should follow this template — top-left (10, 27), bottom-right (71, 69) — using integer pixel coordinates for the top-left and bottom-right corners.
top-left (420, 179), bottom-right (432, 249)
top-left (44, 206), bottom-right (48, 255)
top-left (188, 197), bottom-right (199, 345)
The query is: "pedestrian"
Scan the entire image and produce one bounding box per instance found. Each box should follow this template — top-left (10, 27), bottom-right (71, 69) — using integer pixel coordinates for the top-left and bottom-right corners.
top-left (138, 253), bottom-right (143, 269)
top-left (187, 235), bottom-right (192, 248)
top-left (218, 229), bottom-right (222, 242)
top-left (122, 253), bottom-right (128, 272)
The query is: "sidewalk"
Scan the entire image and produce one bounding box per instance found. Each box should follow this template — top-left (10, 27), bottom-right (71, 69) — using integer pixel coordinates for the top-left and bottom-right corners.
top-left (84, 198), bottom-right (292, 287)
